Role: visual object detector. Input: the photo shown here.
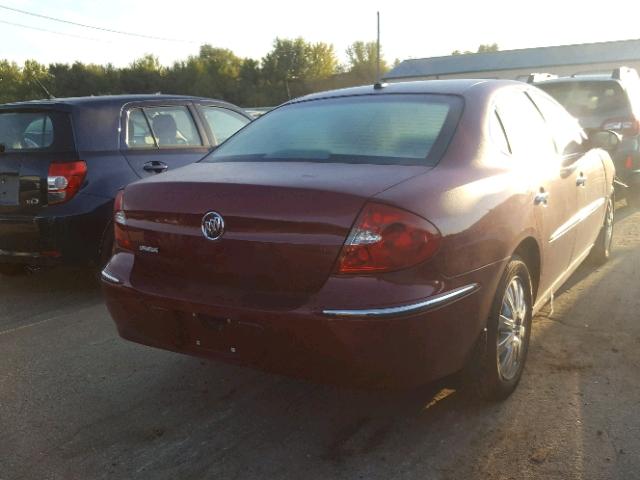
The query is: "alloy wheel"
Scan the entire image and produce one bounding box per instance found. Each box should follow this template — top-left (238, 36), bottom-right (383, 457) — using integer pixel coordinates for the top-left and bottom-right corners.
top-left (497, 276), bottom-right (528, 381)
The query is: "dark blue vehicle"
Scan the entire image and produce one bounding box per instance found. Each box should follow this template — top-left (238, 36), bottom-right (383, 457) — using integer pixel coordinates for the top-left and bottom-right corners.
top-left (0, 94), bottom-right (251, 275)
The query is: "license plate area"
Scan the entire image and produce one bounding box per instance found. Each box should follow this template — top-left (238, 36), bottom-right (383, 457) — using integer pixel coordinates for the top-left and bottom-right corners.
top-left (186, 312), bottom-right (265, 357)
top-left (0, 174), bottom-right (19, 206)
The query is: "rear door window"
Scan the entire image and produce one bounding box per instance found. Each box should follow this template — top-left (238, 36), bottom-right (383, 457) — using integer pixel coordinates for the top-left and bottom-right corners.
top-left (126, 109), bottom-right (156, 148)
top-left (0, 112), bottom-right (58, 151)
top-left (496, 90), bottom-right (557, 160)
top-left (201, 107), bottom-right (250, 144)
top-left (125, 105), bottom-right (202, 149)
top-left (527, 90), bottom-right (586, 155)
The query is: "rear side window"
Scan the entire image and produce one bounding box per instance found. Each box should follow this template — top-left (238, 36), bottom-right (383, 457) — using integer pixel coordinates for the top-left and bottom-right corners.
top-left (206, 94), bottom-right (463, 166)
top-left (528, 90), bottom-right (586, 154)
top-left (0, 112), bottom-right (58, 151)
top-left (496, 91), bottom-right (557, 160)
top-left (126, 105), bottom-right (202, 149)
top-left (201, 107), bottom-right (250, 144)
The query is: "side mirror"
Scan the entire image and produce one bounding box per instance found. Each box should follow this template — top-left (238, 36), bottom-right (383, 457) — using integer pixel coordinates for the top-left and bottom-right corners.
top-left (590, 129), bottom-right (621, 152)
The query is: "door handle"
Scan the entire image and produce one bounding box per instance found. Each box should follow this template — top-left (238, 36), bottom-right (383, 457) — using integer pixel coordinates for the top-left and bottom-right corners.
top-left (534, 190), bottom-right (549, 206)
top-left (143, 161), bottom-right (168, 173)
top-left (576, 174), bottom-right (587, 187)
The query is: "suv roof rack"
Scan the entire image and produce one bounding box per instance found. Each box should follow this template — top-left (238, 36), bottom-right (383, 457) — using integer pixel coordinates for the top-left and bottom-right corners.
top-left (570, 66), bottom-right (640, 81)
top-left (612, 66), bottom-right (640, 81)
top-left (525, 73), bottom-right (558, 84)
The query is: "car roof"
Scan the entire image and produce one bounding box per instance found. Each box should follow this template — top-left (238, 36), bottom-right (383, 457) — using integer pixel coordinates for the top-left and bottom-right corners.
top-left (292, 79), bottom-right (523, 103)
top-left (0, 94), bottom-right (236, 110)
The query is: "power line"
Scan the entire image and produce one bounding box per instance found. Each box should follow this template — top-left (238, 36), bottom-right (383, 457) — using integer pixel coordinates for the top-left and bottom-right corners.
top-left (0, 19), bottom-right (109, 42)
top-left (0, 3), bottom-right (196, 43)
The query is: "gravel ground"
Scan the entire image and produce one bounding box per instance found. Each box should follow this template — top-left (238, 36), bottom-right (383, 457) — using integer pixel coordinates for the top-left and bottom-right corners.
top-left (1, 202), bottom-right (639, 480)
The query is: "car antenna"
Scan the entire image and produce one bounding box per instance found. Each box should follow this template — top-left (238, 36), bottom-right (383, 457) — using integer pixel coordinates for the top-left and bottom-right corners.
top-left (32, 77), bottom-right (55, 100)
top-left (373, 11), bottom-right (387, 90)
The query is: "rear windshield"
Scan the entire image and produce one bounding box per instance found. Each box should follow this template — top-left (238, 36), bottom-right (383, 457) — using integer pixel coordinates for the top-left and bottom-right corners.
top-left (204, 94), bottom-right (463, 166)
top-left (0, 111), bottom-right (73, 152)
top-left (537, 81), bottom-right (630, 119)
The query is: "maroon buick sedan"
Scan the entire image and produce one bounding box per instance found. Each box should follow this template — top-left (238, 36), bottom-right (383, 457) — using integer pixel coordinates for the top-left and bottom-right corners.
top-left (101, 80), bottom-right (615, 399)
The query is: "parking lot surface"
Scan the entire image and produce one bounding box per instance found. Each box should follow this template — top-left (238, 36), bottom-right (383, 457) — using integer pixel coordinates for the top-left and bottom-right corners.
top-left (1, 204), bottom-right (639, 480)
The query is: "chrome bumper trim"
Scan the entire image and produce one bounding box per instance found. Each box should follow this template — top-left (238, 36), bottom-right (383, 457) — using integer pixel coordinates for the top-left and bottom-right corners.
top-left (322, 283), bottom-right (480, 318)
top-left (101, 269), bottom-right (122, 285)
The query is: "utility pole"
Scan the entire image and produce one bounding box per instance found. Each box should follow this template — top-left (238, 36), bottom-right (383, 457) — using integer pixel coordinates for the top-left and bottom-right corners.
top-left (376, 11), bottom-right (381, 84)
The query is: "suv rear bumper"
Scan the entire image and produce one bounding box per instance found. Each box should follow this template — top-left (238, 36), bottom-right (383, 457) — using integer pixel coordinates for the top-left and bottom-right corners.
top-left (0, 194), bottom-right (112, 266)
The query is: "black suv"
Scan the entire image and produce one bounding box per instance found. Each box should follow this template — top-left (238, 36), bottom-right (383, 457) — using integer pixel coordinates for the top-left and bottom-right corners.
top-left (0, 94), bottom-right (251, 275)
top-left (531, 67), bottom-right (640, 201)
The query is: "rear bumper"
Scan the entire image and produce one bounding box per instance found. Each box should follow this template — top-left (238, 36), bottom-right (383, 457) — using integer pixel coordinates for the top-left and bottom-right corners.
top-left (101, 256), bottom-right (503, 387)
top-left (0, 194), bottom-right (111, 266)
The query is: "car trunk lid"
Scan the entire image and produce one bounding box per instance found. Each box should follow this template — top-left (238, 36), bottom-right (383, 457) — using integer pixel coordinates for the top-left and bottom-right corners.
top-left (122, 161), bottom-right (428, 306)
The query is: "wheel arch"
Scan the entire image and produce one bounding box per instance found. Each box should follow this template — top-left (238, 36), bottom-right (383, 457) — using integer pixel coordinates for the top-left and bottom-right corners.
top-left (512, 236), bottom-right (541, 303)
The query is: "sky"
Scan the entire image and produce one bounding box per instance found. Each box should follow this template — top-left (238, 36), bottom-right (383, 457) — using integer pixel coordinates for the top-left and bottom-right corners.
top-left (1, 0), bottom-right (640, 68)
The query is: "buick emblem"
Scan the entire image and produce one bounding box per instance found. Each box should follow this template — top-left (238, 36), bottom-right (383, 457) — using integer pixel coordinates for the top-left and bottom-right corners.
top-left (201, 211), bottom-right (225, 241)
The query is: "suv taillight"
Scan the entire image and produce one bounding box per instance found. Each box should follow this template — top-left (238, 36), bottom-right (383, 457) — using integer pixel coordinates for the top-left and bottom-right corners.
top-left (113, 190), bottom-right (132, 251)
top-left (47, 161), bottom-right (87, 205)
top-left (336, 202), bottom-right (441, 274)
top-left (602, 117), bottom-right (640, 136)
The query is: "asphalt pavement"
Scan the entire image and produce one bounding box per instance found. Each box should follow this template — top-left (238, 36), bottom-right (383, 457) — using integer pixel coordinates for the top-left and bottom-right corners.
top-left (1, 203), bottom-right (639, 480)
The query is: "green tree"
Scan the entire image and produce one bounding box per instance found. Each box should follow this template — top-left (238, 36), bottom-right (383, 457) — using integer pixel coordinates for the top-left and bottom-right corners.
top-left (165, 45), bottom-right (244, 103)
top-left (49, 62), bottom-right (121, 97)
top-left (0, 61), bottom-right (23, 103)
top-left (261, 37), bottom-right (338, 102)
top-left (477, 43), bottom-right (499, 53)
top-left (20, 60), bottom-right (52, 100)
top-left (451, 43), bottom-right (499, 55)
top-left (120, 54), bottom-right (164, 93)
top-left (0, 38), bottom-right (378, 106)
top-left (262, 37), bottom-right (310, 100)
top-left (237, 58), bottom-right (265, 107)
top-left (305, 42), bottom-right (338, 80)
top-left (345, 41), bottom-right (388, 83)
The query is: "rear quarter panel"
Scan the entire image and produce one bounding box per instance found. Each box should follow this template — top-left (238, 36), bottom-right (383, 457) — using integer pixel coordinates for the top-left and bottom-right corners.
top-left (375, 86), bottom-right (540, 280)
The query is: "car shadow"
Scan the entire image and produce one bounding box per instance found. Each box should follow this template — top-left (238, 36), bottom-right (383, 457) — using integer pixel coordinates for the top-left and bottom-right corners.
top-left (0, 265), bottom-right (102, 332)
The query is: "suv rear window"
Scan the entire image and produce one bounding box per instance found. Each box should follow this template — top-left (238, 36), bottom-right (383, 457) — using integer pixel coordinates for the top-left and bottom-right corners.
top-left (0, 110), bottom-right (74, 152)
top-left (537, 81), bottom-right (630, 119)
top-left (0, 112), bottom-right (55, 151)
top-left (205, 94), bottom-right (463, 166)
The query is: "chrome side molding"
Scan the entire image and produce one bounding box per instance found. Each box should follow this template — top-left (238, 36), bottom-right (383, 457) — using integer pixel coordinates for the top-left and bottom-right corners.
top-left (101, 269), bottom-right (122, 285)
top-left (322, 283), bottom-right (480, 318)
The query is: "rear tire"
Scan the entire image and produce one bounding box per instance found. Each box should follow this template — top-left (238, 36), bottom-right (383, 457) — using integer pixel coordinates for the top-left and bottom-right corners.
top-left (466, 256), bottom-right (533, 401)
top-left (589, 196), bottom-right (614, 265)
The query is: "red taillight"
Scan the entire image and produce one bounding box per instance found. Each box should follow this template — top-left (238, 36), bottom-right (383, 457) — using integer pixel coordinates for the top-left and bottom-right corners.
top-left (602, 117), bottom-right (640, 136)
top-left (47, 161), bottom-right (87, 205)
top-left (113, 190), bottom-right (132, 251)
top-left (625, 155), bottom-right (634, 169)
top-left (336, 202), bottom-right (441, 274)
